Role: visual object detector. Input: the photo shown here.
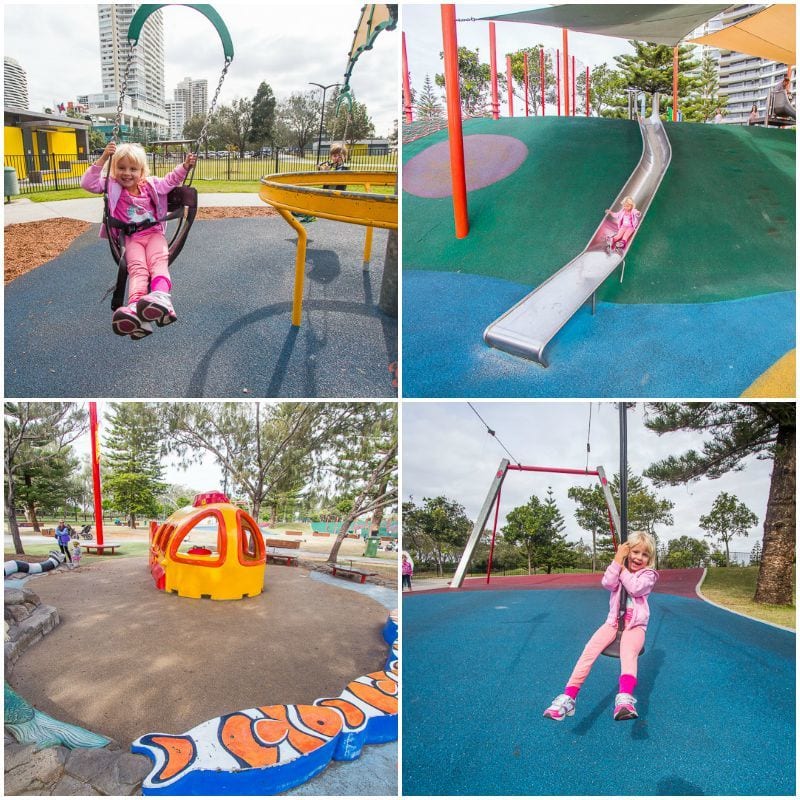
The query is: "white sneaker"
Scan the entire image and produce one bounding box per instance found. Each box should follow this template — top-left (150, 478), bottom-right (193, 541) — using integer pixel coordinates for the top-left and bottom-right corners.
top-left (137, 290), bottom-right (177, 327)
top-left (613, 692), bottom-right (638, 720)
top-left (543, 693), bottom-right (575, 721)
top-left (112, 305), bottom-right (153, 339)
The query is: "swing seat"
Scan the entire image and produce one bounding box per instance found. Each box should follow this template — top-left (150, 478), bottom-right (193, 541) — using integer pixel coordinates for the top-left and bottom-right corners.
top-left (601, 627), bottom-right (645, 659)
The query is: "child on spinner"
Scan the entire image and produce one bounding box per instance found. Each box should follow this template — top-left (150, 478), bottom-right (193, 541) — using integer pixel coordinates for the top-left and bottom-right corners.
top-left (543, 531), bottom-right (658, 722)
top-left (81, 142), bottom-right (196, 339)
top-left (605, 196), bottom-right (641, 254)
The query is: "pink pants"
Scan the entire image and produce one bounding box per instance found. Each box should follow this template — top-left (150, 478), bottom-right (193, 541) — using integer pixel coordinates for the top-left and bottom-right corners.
top-left (125, 232), bottom-right (170, 304)
top-left (612, 225), bottom-right (635, 245)
top-left (566, 622), bottom-right (646, 688)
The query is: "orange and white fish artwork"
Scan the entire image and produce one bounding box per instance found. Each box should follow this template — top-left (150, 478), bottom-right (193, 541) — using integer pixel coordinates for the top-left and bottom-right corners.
top-left (131, 610), bottom-right (399, 795)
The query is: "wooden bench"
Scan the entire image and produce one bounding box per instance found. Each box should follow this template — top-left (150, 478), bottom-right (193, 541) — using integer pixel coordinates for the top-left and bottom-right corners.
top-left (81, 542), bottom-right (122, 555)
top-left (331, 564), bottom-right (377, 584)
top-left (265, 538), bottom-right (300, 566)
top-left (285, 530), bottom-right (303, 536)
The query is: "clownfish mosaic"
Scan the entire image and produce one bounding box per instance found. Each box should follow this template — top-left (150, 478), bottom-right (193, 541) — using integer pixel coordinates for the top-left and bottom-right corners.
top-left (132, 611), bottom-right (399, 795)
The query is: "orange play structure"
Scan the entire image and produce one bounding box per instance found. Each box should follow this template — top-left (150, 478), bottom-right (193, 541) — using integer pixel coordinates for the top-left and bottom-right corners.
top-left (149, 492), bottom-right (266, 600)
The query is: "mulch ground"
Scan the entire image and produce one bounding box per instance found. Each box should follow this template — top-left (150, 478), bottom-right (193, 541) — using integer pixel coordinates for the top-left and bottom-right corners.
top-left (3, 207), bottom-right (278, 284)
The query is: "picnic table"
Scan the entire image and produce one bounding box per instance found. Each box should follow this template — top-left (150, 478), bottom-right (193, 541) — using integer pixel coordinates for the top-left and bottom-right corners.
top-left (265, 538), bottom-right (300, 566)
top-left (80, 541), bottom-right (123, 555)
top-left (330, 563), bottom-right (377, 584)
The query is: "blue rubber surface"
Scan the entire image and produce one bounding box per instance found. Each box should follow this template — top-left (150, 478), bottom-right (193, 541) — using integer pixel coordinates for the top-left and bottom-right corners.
top-left (402, 271), bottom-right (795, 397)
top-left (403, 589), bottom-right (795, 796)
top-left (5, 219), bottom-right (396, 398)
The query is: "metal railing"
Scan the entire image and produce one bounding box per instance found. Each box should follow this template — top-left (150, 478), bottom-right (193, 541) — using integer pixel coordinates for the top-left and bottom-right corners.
top-left (4, 149), bottom-right (398, 195)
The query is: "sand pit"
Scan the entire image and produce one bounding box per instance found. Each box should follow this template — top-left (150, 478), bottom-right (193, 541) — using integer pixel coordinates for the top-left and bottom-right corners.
top-left (9, 556), bottom-right (390, 747)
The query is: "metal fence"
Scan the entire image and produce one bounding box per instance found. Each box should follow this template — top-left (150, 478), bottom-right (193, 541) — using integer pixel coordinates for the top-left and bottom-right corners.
top-left (4, 149), bottom-right (397, 195)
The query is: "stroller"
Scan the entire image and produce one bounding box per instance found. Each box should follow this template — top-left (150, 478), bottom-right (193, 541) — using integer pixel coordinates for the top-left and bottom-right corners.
top-left (78, 525), bottom-right (93, 540)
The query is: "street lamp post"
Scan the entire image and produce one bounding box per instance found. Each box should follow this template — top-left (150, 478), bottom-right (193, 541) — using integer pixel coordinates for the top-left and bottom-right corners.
top-left (309, 82), bottom-right (338, 166)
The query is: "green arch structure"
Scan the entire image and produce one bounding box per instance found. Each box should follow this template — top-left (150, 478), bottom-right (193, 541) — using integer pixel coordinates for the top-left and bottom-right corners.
top-left (127, 4), bottom-right (234, 62)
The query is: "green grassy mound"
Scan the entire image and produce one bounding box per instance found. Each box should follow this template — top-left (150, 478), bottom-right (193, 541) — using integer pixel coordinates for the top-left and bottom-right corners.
top-left (403, 117), bottom-right (795, 304)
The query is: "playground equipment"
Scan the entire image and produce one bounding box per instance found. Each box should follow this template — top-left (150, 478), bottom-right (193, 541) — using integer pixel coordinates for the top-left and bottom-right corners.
top-left (483, 92), bottom-right (672, 365)
top-left (4, 551), bottom-right (66, 578)
top-left (101, 4), bottom-right (233, 311)
top-left (132, 609), bottom-right (398, 795)
top-left (148, 492), bottom-right (266, 600)
top-left (258, 4), bottom-right (398, 327)
top-left (258, 172), bottom-right (398, 326)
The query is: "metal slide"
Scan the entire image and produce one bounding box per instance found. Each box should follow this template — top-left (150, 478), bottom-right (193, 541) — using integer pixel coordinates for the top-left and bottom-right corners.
top-left (483, 93), bottom-right (672, 366)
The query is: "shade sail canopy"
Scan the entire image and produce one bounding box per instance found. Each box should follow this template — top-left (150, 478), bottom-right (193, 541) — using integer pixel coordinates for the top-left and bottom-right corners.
top-left (481, 4), bottom-right (730, 47)
top-left (688, 4), bottom-right (795, 65)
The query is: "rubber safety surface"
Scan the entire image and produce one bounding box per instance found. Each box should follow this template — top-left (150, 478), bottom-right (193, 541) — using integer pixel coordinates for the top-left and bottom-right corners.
top-left (402, 587), bottom-right (795, 796)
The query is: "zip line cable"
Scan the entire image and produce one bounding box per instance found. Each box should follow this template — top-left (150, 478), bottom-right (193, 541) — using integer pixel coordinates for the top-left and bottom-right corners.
top-left (467, 403), bottom-right (520, 465)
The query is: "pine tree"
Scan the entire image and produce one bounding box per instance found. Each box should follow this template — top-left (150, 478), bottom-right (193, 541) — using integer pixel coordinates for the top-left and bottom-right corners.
top-left (682, 48), bottom-right (726, 123)
top-left (249, 81), bottom-right (277, 146)
top-left (614, 41), bottom-right (699, 107)
top-left (415, 74), bottom-right (443, 119)
top-left (103, 403), bottom-right (166, 528)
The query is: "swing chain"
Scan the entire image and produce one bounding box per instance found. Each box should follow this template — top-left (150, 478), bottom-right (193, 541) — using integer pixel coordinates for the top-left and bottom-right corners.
top-left (111, 40), bottom-right (137, 143)
top-left (195, 59), bottom-right (231, 152)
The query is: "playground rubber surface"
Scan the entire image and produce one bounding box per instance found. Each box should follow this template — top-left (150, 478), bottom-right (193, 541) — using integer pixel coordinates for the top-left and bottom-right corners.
top-left (402, 116), bottom-right (795, 397)
top-left (402, 580), bottom-right (795, 796)
top-left (9, 557), bottom-right (390, 748)
top-left (4, 217), bottom-right (396, 398)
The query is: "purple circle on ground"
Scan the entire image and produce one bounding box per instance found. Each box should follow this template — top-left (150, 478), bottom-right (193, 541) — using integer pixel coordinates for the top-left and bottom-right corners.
top-left (404, 134), bottom-right (528, 198)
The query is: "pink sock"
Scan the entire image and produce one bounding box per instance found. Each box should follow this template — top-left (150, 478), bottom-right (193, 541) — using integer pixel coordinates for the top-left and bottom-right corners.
top-left (151, 276), bottom-right (171, 293)
top-left (564, 685), bottom-right (580, 700)
top-left (619, 674), bottom-right (637, 694)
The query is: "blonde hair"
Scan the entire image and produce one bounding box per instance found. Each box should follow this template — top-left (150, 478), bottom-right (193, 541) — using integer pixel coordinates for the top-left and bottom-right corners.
top-left (622, 195), bottom-right (636, 208)
top-left (329, 142), bottom-right (348, 158)
top-left (626, 531), bottom-right (655, 565)
top-left (110, 143), bottom-right (149, 179)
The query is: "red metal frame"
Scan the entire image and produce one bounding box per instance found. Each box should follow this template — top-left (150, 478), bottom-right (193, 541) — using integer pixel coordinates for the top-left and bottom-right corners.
top-left (89, 402), bottom-right (104, 546)
top-left (486, 464), bottom-right (614, 583)
top-left (506, 55), bottom-right (514, 117)
top-left (672, 46), bottom-right (679, 121)
top-left (402, 32), bottom-right (413, 124)
top-left (489, 23), bottom-right (499, 119)
top-left (562, 29), bottom-right (570, 117)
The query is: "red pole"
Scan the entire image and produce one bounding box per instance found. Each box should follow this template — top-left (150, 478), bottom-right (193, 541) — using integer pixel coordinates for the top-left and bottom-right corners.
top-left (556, 49), bottom-right (561, 116)
top-left (506, 55), bottom-right (514, 117)
top-left (563, 29), bottom-right (570, 117)
top-left (489, 22), bottom-right (499, 120)
top-left (540, 48), bottom-right (545, 115)
top-left (401, 32), bottom-right (413, 124)
top-left (89, 402), bottom-right (104, 546)
top-left (571, 55), bottom-right (576, 115)
top-left (586, 65), bottom-right (590, 116)
top-left (523, 52), bottom-right (529, 117)
top-left (441, 5), bottom-right (469, 239)
top-left (672, 45), bottom-right (679, 121)
top-left (486, 484), bottom-right (502, 584)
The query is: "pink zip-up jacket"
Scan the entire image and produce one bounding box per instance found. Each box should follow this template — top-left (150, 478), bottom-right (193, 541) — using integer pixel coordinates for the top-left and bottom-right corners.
top-left (601, 560), bottom-right (658, 630)
top-left (80, 163), bottom-right (188, 239)
top-left (610, 207), bottom-right (641, 230)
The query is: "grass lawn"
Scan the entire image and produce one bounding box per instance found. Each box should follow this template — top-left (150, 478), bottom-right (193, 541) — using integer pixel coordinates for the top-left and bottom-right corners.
top-left (700, 567), bottom-right (795, 629)
top-left (5, 540), bottom-right (149, 561)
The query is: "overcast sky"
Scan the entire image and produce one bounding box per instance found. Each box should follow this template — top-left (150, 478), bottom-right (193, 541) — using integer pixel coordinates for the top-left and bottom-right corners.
top-left (403, 3), bottom-right (636, 114)
top-left (4, 3), bottom-right (398, 137)
top-left (402, 402), bottom-right (775, 555)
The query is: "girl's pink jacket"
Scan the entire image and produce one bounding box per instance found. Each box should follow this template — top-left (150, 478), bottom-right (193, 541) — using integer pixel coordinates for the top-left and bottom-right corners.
top-left (610, 208), bottom-right (641, 229)
top-left (601, 560), bottom-right (658, 630)
top-left (80, 163), bottom-right (188, 239)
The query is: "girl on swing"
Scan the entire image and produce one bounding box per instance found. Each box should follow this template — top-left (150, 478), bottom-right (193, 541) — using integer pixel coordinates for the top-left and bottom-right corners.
top-left (543, 531), bottom-right (658, 722)
top-left (81, 141), bottom-right (196, 339)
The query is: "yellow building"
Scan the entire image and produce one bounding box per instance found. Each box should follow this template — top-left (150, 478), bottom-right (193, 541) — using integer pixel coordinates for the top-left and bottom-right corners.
top-left (4, 108), bottom-right (91, 182)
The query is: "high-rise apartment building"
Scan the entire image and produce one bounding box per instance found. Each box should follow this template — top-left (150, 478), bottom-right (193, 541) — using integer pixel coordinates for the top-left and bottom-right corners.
top-left (4, 57), bottom-right (29, 110)
top-left (174, 77), bottom-right (209, 123)
top-left (87, 3), bottom-right (168, 139)
top-left (693, 4), bottom-right (794, 125)
top-left (165, 101), bottom-right (186, 139)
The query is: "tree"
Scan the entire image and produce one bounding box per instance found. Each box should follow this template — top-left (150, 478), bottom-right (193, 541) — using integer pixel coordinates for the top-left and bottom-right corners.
top-left (402, 496), bottom-right (472, 577)
top-left (326, 99), bottom-right (375, 149)
top-left (589, 63), bottom-right (627, 117)
top-left (698, 491), bottom-right (758, 567)
top-left (628, 487), bottom-right (674, 568)
top-left (323, 404), bottom-right (397, 564)
top-left (682, 48), bottom-right (726, 123)
top-left (568, 482), bottom-right (615, 571)
top-left (507, 46), bottom-right (554, 116)
top-left (664, 535), bottom-right (710, 568)
top-left (614, 41), bottom-right (699, 107)
top-left (414, 74), bottom-right (444, 119)
top-left (279, 92), bottom-right (320, 152)
top-left (750, 541), bottom-right (762, 566)
top-left (249, 82), bottom-right (277, 147)
top-left (644, 403), bottom-right (795, 605)
top-left (102, 403), bottom-right (167, 528)
top-left (435, 46), bottom-right (498, 116)
top-left (14, 448), bottom-right (79, 530)
top-left (218, 97), bottom-right (253, 156)
top-left (4, 403), bottom-right (87, 554)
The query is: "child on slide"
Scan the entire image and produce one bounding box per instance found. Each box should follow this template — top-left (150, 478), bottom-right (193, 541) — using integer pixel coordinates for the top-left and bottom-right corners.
top-left (543, 531), bottom-right (658, 722)
top-left (605, 195), bottom-right (641, 254)
top-left (81, 142), bottom-right (196, 339)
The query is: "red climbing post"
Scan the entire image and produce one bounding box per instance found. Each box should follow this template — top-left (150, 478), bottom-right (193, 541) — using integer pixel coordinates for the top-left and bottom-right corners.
top-left (540, 48), bottom-right (545, 115)
top-left (672, 46), bottom-right (679, 121)
top-left (402, 32), bottom-right (413, 124)
top-left (524, 52), bottom-right (530, 116)
top-left (563, 29), bottom-right (570, 117)
top-left (489, 22), bottom-right (499, 120)
top-left (89, 401), bottom-right (104, 545)
top-left (506, 55), bottom-right (514, 117)
top-left (556, 49), bottom-right (561, 115)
